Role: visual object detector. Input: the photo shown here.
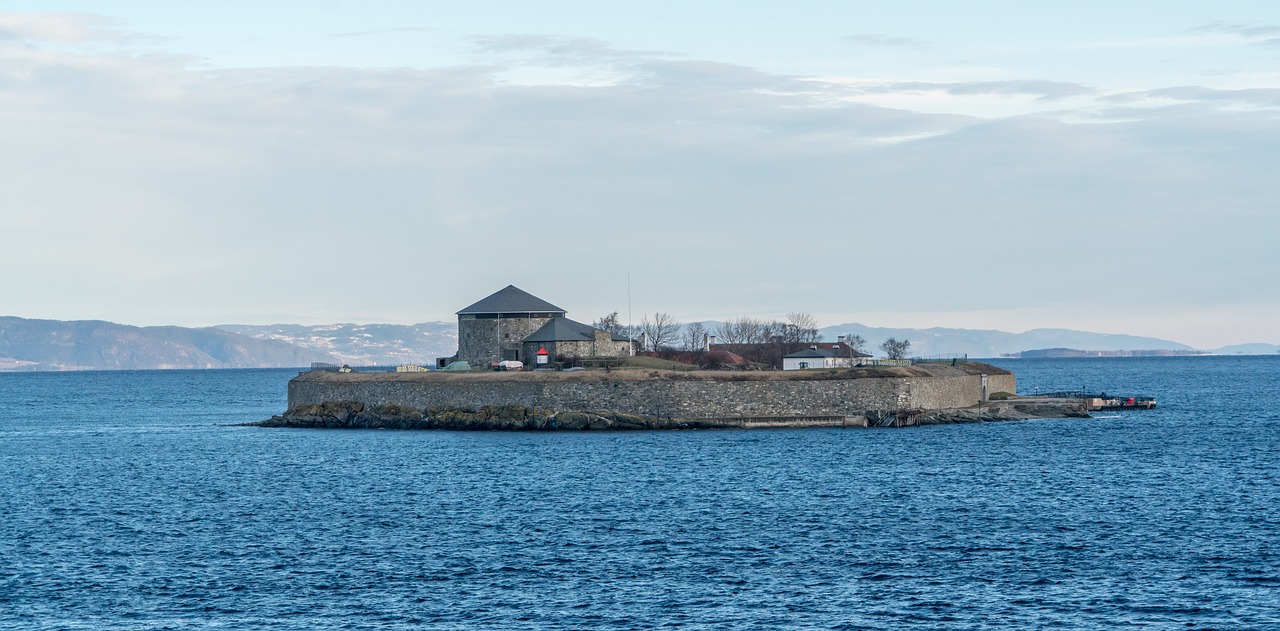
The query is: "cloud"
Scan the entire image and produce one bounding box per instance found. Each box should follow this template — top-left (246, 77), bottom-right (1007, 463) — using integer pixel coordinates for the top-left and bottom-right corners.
top-left (843, 34), bottom-right (930, 49)
top-left (470, 34), bottom-right (677, 66)
top-left (1188, 22), bottom-right (1280, 47)
top-left (0, 12), bottom-right (127, 43)
top-left (941, 80), bottom-right (1094, 100)
top-left (849, 79), bottom-right (1094, 101)
top-left (0, 20), bottom-right (1276, 344)
top-left (1189, 22), bottom-right (1280, 38)
top-left (1101, 86), bottom-right (1280, 109)
top-left (331, 26), bottom-right (442, 38)
top-left (1144, 86), bottom-right (1280, 105)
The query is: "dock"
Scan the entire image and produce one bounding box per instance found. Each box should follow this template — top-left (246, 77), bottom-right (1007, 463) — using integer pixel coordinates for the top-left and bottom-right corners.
top-left (1034, 391), bottom-right (1157, 412)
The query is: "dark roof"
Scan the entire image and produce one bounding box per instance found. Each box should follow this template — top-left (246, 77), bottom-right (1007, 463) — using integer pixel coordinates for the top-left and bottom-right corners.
top-left (457, 285), bottom-right (566, 315)
top-left (523, 317), bottom-right (607, 343)
top-left (783, 344), bottom-right (872, 359)
top-left (785, 348), bottom-right (836, 359)
top-left (819, 342), bottom-right (872, 357)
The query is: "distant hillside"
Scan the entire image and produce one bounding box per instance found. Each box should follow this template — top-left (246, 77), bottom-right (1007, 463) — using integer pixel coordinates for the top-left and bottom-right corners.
top-left (1011, 348), bottom-right (1206, 358)
top-left (0, 317), bottom-right (337, 371)
top-left (810, 323), bottom-right (1194, 357)
top-left (9, 314), bottom-right (1261, 372)
top-left (216, 322), bottom-right (458, 366)
top-left (1208, 343), bottom-right (1280, 355)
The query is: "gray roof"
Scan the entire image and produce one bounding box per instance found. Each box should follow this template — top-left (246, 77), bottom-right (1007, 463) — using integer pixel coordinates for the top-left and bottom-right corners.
top-left (785, 348), bottom-right (836, 359)
top-left (457, 285), bottom-right (566, 315)
top-left (783, 346), bottom-right (871, 359)
top-left (523, 317), bottom-right (609, 343)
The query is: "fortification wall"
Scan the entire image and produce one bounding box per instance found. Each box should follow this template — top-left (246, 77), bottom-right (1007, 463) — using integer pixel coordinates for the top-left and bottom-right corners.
top-left (287, 372), bottom-right (1017, 421)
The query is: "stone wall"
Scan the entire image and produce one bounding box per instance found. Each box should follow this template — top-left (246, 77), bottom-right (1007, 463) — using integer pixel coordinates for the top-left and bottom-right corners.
top-left (456, 315), bottom-right (554, 366)
top-left (288, 372), bottom-right (1017, 421)
top-left (521, 334), bottom-right (632, 364)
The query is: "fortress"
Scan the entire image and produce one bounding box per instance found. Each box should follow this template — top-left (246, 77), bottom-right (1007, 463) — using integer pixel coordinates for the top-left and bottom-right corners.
top-left (264, 286), bottom-right (1089, 430)
top-left (439, 285), bottom-right (632, 368)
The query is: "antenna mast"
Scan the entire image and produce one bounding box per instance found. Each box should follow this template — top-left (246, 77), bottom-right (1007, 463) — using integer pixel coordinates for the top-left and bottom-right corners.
top-left (627, 272), bottom-right (634, 356)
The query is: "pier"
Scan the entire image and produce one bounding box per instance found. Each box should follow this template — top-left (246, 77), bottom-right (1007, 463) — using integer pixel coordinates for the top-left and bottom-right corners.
top-left (1034, 391), bottom-right (1158, 411)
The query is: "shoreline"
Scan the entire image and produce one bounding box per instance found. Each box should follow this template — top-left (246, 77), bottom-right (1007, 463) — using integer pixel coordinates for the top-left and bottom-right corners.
top-left (250, 397), bottom-right (1087, 431)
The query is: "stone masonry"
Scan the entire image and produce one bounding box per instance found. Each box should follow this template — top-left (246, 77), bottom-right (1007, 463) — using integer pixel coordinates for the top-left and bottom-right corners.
top-left (457, 314), bottom-right (555, 366)
top-left (289, 370), bottom-right (1018, 422)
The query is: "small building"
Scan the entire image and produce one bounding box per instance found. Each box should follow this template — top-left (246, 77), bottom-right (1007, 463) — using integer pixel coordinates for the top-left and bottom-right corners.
top-left (442, 285), bottom-right (634, 368)
top-left (782, 343), bottom-right (872, 370)
top-left (520, 317), bottom-right (632, 363)
top-left (452, 285), bottom-right (567, 367)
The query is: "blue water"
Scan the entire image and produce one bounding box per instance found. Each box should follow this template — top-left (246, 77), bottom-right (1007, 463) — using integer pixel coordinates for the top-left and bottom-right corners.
top-left (1, 357), bottom-right (1277, 629)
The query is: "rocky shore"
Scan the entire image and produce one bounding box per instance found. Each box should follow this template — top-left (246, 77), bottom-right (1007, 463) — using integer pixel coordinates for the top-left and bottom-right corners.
top-left (249, 397), bottom-right (1087, 431)
top-left (252, 401), bottom-right (735, 430)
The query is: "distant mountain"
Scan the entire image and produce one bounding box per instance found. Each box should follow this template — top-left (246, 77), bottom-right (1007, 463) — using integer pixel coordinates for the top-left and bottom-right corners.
top-left (215, 322), bottom-right (458, 366)
top-left (1208, 343), bottom-right (1280, 355)
top-left (1012, 348), bottom-right (1205, 358)
top-left (7, 315), bottom-right (1265, 372)
top-left (0, 317), bottom-right (336, 371)
top-left (813, 323), bottom-right (1194, 358)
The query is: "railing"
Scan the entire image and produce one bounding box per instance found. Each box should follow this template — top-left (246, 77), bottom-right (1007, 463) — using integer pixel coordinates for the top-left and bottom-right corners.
top-left (1031, 390), bottom-right (1103, 399)
top-left (861, 359), bottom-right (913, 367)
top-left (307, 363), bottom-right (417, 373)
top-left (912, 354), bottom-right (968, 365)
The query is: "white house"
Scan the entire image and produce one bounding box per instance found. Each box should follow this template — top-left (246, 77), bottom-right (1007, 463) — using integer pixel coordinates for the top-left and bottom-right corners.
top-left (782, 343), bottom-right (873, 370)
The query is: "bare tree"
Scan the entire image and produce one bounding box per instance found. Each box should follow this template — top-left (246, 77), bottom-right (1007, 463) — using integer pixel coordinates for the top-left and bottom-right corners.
top-left (713, 318), bottom-right (744, 344)
top-left (762, 320), bottom-right (786, 344)
top-left (594, 311), bottom-right (629, 338)
top-left (640, 312), bottom-right (681, 352)
top-left (784, 312), bottom-right (822, 344)
top-left (841, 334), bottom-right (868, 354)
top-left (880, 337), bottom-right (912, 360)
top-left (681, 322), bottom-right (708, 352)
top-left (715, 317), bottom-right (769, 344)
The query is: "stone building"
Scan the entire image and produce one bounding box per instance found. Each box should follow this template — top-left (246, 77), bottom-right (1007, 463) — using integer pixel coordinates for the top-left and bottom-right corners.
top-left (521, 317), bottom-right (632, 365)
top-left (446, 285), bottom-right (632, 368)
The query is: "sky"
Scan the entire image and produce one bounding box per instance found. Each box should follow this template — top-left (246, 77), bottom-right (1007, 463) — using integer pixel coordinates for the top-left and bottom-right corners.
top-left (2, 1), bottom-right (1277, 348)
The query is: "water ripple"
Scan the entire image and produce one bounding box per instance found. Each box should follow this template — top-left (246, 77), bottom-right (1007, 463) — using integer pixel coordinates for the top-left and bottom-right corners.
top-left (1, 359), bottom-right (1278, 628)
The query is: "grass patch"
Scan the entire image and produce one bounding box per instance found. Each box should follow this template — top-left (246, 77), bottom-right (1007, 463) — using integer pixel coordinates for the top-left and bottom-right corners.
top-left (612, 355), bottom-right (701, 371)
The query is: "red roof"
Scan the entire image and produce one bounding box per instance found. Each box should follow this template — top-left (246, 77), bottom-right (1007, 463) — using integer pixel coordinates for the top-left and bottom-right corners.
top-left (706, 350), bottom-right (748, 365)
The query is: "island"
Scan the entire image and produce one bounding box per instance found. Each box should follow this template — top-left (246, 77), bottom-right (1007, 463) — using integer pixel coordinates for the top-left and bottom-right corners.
top-left (253, 286), bottom-right (1088, 431)
top-left (256, 361), bottom-right (1086, 430)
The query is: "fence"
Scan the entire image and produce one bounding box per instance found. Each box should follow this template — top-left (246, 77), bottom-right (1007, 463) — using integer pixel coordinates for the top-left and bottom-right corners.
top-left (1031, 390), bottom-right (1100, 399)
top-left (912, 354), bottom-right (969, 365)
top-left (861, 359), bottom-right (914, 367)
top-left (308, 362), bottom-right (419, 373)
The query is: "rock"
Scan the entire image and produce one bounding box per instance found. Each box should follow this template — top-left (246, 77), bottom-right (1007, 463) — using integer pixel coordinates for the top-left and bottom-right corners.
top-left (251, 397), bottom-right (1086, 430)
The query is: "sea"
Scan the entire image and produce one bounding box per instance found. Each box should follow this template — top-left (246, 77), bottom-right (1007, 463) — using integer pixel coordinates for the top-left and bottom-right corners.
top-left (1, 356), bottom-right (1277, 629)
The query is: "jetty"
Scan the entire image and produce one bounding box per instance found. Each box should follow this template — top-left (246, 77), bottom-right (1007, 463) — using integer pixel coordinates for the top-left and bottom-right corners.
top-left (1035, 391), bottom-right (1158, 412)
